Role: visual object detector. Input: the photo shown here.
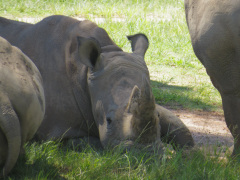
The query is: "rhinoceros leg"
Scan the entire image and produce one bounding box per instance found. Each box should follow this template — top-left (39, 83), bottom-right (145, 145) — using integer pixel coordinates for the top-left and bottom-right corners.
top-left (0, 93), bottom-right (21, 177)
top-left (156, 104), bottom-right (194, 149)
top-left (221, 95), bottom-right (240, 156)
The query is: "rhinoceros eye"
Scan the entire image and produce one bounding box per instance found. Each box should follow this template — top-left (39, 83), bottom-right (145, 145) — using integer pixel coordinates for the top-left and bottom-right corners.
top-left (107, 118), bottom-right (112, 125)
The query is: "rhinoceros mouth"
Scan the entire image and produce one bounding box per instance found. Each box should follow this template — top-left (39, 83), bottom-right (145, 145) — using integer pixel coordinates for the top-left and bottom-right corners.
top-left (103, 138), bottom-right (134, 149)
top-left (104, 137), bottom-right (163, 153)
top-left (123, 140), bottom-right (134, 146)
top-left (116, 140), bottom-right (164, 153)
top-left (112, 138), bottom-right (159, 148)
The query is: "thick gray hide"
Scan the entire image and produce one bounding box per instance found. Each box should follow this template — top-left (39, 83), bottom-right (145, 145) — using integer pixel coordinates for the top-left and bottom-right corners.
top-left (156, 104), bottom-right (194, 149)
top-left (0, 15), bottom-right (194, 149)
top-left (185, 0), bottom-right (240, 155)
top-left (0, 37), bottom-right (45, 177)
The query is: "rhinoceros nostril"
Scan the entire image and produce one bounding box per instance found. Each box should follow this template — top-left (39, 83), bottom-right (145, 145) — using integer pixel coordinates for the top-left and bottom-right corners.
top-left (107, 118), bottom-right (112, 125)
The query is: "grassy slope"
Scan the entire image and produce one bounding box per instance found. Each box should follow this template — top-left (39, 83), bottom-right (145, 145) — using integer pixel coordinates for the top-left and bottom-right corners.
top-left (1, 0), bottom-right (238, 179)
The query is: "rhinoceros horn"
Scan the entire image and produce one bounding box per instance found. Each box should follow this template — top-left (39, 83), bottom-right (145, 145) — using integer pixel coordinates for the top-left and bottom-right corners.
top-left (126, 85), bottom-right (141, 114)
top-left (127, 76), bottom-right (155, 119)
top-left (126, 77), bottom-right (157, 144)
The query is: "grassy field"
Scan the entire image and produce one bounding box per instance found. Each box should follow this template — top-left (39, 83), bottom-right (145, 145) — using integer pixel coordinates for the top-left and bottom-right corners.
top-left (1, 0), bottom-right (239, 179)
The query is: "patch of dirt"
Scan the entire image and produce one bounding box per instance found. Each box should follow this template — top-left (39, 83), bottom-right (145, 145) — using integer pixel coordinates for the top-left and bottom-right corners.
top-left (170, 108), bottom-right (234, 154)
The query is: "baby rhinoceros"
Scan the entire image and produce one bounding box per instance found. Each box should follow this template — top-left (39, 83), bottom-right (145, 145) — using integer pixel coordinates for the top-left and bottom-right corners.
top-left (0, 15), bottom-right (194, 153)
top-left (0, 37), bottom-right (45, 177)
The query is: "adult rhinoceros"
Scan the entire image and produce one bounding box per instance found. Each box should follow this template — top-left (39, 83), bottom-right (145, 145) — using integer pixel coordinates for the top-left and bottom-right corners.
top-left (0, 15), bottom-right (194, 150)
top-left (0, 37), bottom-right (45, 177)
top-left (184, 0), bottom-right (240, 155)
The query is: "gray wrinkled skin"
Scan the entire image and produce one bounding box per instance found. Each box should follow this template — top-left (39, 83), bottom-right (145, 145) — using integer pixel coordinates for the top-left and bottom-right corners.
top-left (0, 37), bottom-right (45, 177)
top-left (0, 15), bottom-right (194, 151)
top-left (185, 0), bottom-right (240, 155)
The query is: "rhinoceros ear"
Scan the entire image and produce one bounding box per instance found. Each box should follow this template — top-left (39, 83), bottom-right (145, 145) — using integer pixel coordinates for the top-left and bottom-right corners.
top-left (127, 33), bottom-right (149, 57)
top-left (77, 36), bottom-right (101, 68)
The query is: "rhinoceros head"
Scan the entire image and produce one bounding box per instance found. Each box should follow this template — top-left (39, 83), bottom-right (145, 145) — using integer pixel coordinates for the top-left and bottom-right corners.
top-left (77, 34), bottom-right (161, 148)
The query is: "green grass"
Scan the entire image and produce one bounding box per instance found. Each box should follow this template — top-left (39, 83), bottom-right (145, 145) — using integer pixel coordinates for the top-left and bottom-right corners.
top-left (1, 0), bottom-right (236, 179)
top-left (149, 65), bottom-right (222, 111)
top-left (7, 141), bottom-right (240, 179)
top-left (0, 0), bottom-right (183, 18)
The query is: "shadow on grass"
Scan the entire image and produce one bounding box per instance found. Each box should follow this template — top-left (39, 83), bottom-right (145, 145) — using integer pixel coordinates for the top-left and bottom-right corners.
top-left (7, 152), bottom-right (67, 180)
top-left (151, 80), bottom-right (220, 111)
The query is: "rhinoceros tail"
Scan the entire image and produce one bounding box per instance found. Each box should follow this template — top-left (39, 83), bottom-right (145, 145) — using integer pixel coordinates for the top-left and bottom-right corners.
top-left (0, 94), bottom-right (21, 177)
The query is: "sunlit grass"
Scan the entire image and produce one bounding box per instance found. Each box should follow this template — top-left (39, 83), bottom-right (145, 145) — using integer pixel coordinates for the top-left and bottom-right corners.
top-left (149, 65), bottom-right (222, 111)
top-left (0, 0), bottom-right (183, 18)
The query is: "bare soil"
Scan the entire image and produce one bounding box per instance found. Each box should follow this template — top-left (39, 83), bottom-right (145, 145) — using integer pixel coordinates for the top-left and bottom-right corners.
top-left (170, 108), bottom-right (234, 154)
